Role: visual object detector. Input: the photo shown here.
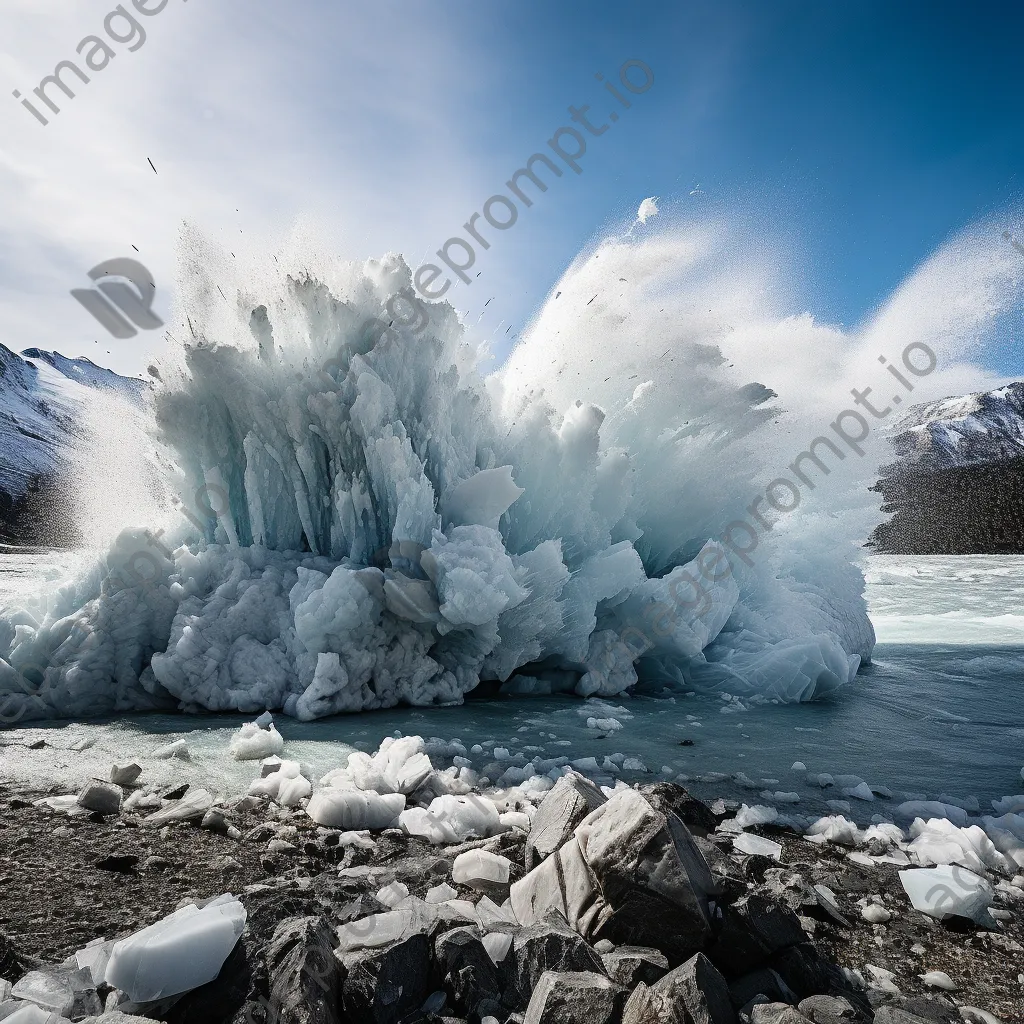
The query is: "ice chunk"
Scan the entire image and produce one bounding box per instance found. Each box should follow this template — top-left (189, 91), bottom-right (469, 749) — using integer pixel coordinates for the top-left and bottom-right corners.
top-left (10, 965), bottom-right (100, 1018)
top-left (104, 894), bottom-right (247, 1001)
top-left (144, 789), bottom-right (214, 824)
top-left (442, 466), bottom-right (524, 529)
top-left (732, 833), bottom-right (783, 860)
top-left (305, 789), bottom-right (404, 830)
top-left (375, 882), bottom-right (410, 907)
top-left (451, 850), bottom-right (511, 890)
top-left (907, 818), bottom-right (1012, 875)
top-left (481, 931), bottom-right (513, 965)
top-left (346, 736), bottom-right (433, 795)
top-left (805, 814), bottom-right (862, 847)
top-left (895, 800), bottom-right (968, 827)
top-left (899, 865), bottom-right (994, 925)
top-left (249, 760), bottom-right (311, 806)
top-left (229, 721), bottom-right (284, 761)
top-left (151, 739), bottom-right (190, 760)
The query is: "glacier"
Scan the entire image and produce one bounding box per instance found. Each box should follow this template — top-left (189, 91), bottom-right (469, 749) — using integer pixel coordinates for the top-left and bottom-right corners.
top-left (0, 231), bottom-right (901, 722)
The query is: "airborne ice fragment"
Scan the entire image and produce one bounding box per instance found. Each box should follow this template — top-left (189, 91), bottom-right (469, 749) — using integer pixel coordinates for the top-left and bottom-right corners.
top-left (104, 894), bottom-right (247, 1001)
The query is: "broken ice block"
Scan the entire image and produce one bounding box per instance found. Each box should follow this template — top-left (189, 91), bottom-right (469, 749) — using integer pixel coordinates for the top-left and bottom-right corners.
top-left (732, 833), bottom-right (783, 860)
top-left (898, 865), bottom-right (994, 925)
top-left (104, 894), bottom-right (247, 1001)
top-left (451, 850), bottom-right (511, 890)
top-left (305, 788), bottom-right (404, 829)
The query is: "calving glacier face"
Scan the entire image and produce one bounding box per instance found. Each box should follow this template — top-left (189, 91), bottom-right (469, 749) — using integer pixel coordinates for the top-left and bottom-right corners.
top-left (0, 246), bottom-right (875, 722)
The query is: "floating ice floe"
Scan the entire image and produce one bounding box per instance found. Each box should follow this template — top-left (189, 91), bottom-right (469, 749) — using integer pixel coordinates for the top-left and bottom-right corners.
top-left (104, 894), bottom-right (247, 1001)
top-left (229, 720), bottom-right (284, 761)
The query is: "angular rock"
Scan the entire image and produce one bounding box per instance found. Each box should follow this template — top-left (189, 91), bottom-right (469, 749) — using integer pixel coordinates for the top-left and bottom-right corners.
top-left (707, 893), bottom-right (806, 977)
top-left (751, 1005), bottom-right (813, 1024)
top-left (525, 771), bottom-right (606, 869)
top-left (729, 969), bottom-right (798, 1011)
top-left (434, 926), bottom-right (504, 1018)
top-left (266, 916), bottom-right (341, 1024)
top-left (797, 993), bottom-right (867, 1023)
top-left (511, 834), bottom-right (598, 933)
top-left (639, 783), bottom-right (720, 835)
top-left (523, 970), bottom-right (623, 1024)
top-left (11, 966), bottom-right (103, 1019)
top-left (578, 788), bottom-right (716, 960)
top-left (622, 952), bottom-right (735, 1024)
top-left (338, 932), bottom-right (432, 1024)
top-left (77, 782), bottom-right (122, 816)
top-left (872, 1007), bottom-right (949, 1024)
top-left (600, 945), bottom-right (669, 988)
top-left (504, 916), bottom-right (606, 1011)
top-left (110, 763), bottom-right (142, 787)
top-left (769, 944), bottom-right (863, 1009)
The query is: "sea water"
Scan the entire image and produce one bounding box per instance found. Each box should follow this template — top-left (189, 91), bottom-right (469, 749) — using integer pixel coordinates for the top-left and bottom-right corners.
top-left (0, 552), bottom-right (1020, 819)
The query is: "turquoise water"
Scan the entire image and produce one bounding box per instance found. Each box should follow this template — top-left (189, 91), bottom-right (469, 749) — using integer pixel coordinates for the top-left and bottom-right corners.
top-left (0, 553), bottom-right (1021, 815)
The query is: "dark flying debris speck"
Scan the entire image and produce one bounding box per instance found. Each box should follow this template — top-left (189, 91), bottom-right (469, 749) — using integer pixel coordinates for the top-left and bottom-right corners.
top-left (147, 158), bottom-right (157, 174)
top-left (587, 295), bottom-right (597, 305)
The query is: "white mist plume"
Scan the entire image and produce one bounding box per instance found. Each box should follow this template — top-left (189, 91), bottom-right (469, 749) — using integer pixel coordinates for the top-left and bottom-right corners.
top-left (1, 209), bottom-right (1020, 723)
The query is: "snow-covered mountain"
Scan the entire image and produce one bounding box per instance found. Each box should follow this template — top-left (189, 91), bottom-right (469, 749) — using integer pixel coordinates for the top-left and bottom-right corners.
top-left (873, 381), bottom-right (1024, 554)
top-left (0, 346), bottom-right (147, 545)
top-left (886, 381), bottom-right (1024, 470)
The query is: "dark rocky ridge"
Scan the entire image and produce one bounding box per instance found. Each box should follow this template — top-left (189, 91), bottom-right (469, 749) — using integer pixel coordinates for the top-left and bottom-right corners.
top-left (0, 779), bottom-right (1019, 1024)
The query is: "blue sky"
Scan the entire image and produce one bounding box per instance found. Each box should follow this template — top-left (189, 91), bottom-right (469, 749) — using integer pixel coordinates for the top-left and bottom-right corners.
top-left (0, 0), bottom-right (1021, 378)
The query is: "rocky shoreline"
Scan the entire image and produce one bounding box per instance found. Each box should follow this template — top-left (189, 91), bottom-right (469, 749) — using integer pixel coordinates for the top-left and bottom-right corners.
top-left (0, 732), bottom-right (1021, 1024)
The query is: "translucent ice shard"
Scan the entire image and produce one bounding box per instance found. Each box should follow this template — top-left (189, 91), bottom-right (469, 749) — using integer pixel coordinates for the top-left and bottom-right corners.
top-left (104, 894), bottom-right (247, 1001)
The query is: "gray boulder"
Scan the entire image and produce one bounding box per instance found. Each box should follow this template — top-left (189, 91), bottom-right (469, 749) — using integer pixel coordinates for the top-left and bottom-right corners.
top-left (796, 993), bottom-right (867, 1022)
top-left (338, 933), bottom-right (433, 1024)
top-left (504, 915), bottom-right (606, 1010)
top-left (511, 788), bottom-right (716, 961)
top-left (77, 782), bottom-right (122, 816)
top-left (872, 1008), bottom-right (948, 1024)
top-left (523, 971), bottom-right (623, 1024)
top-left (751, 1005), bottom-right (813, 1024)
top-left (622, 952), bottom-right (735, 1024)
top-left (707, 893), bottom-right (806, 977)
top-left (600, 945), bottom-right (668, 988)
top-left (110, 763), bottom-right (142, 787)
top-left (581, 788), bottom-right (716, 959)
top-left (266, 916), bottom-right (342, 1024)
top-left (434, 926), bottom-right (504, 1018)
top-left (526, 771), bottom-right (606, 869)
